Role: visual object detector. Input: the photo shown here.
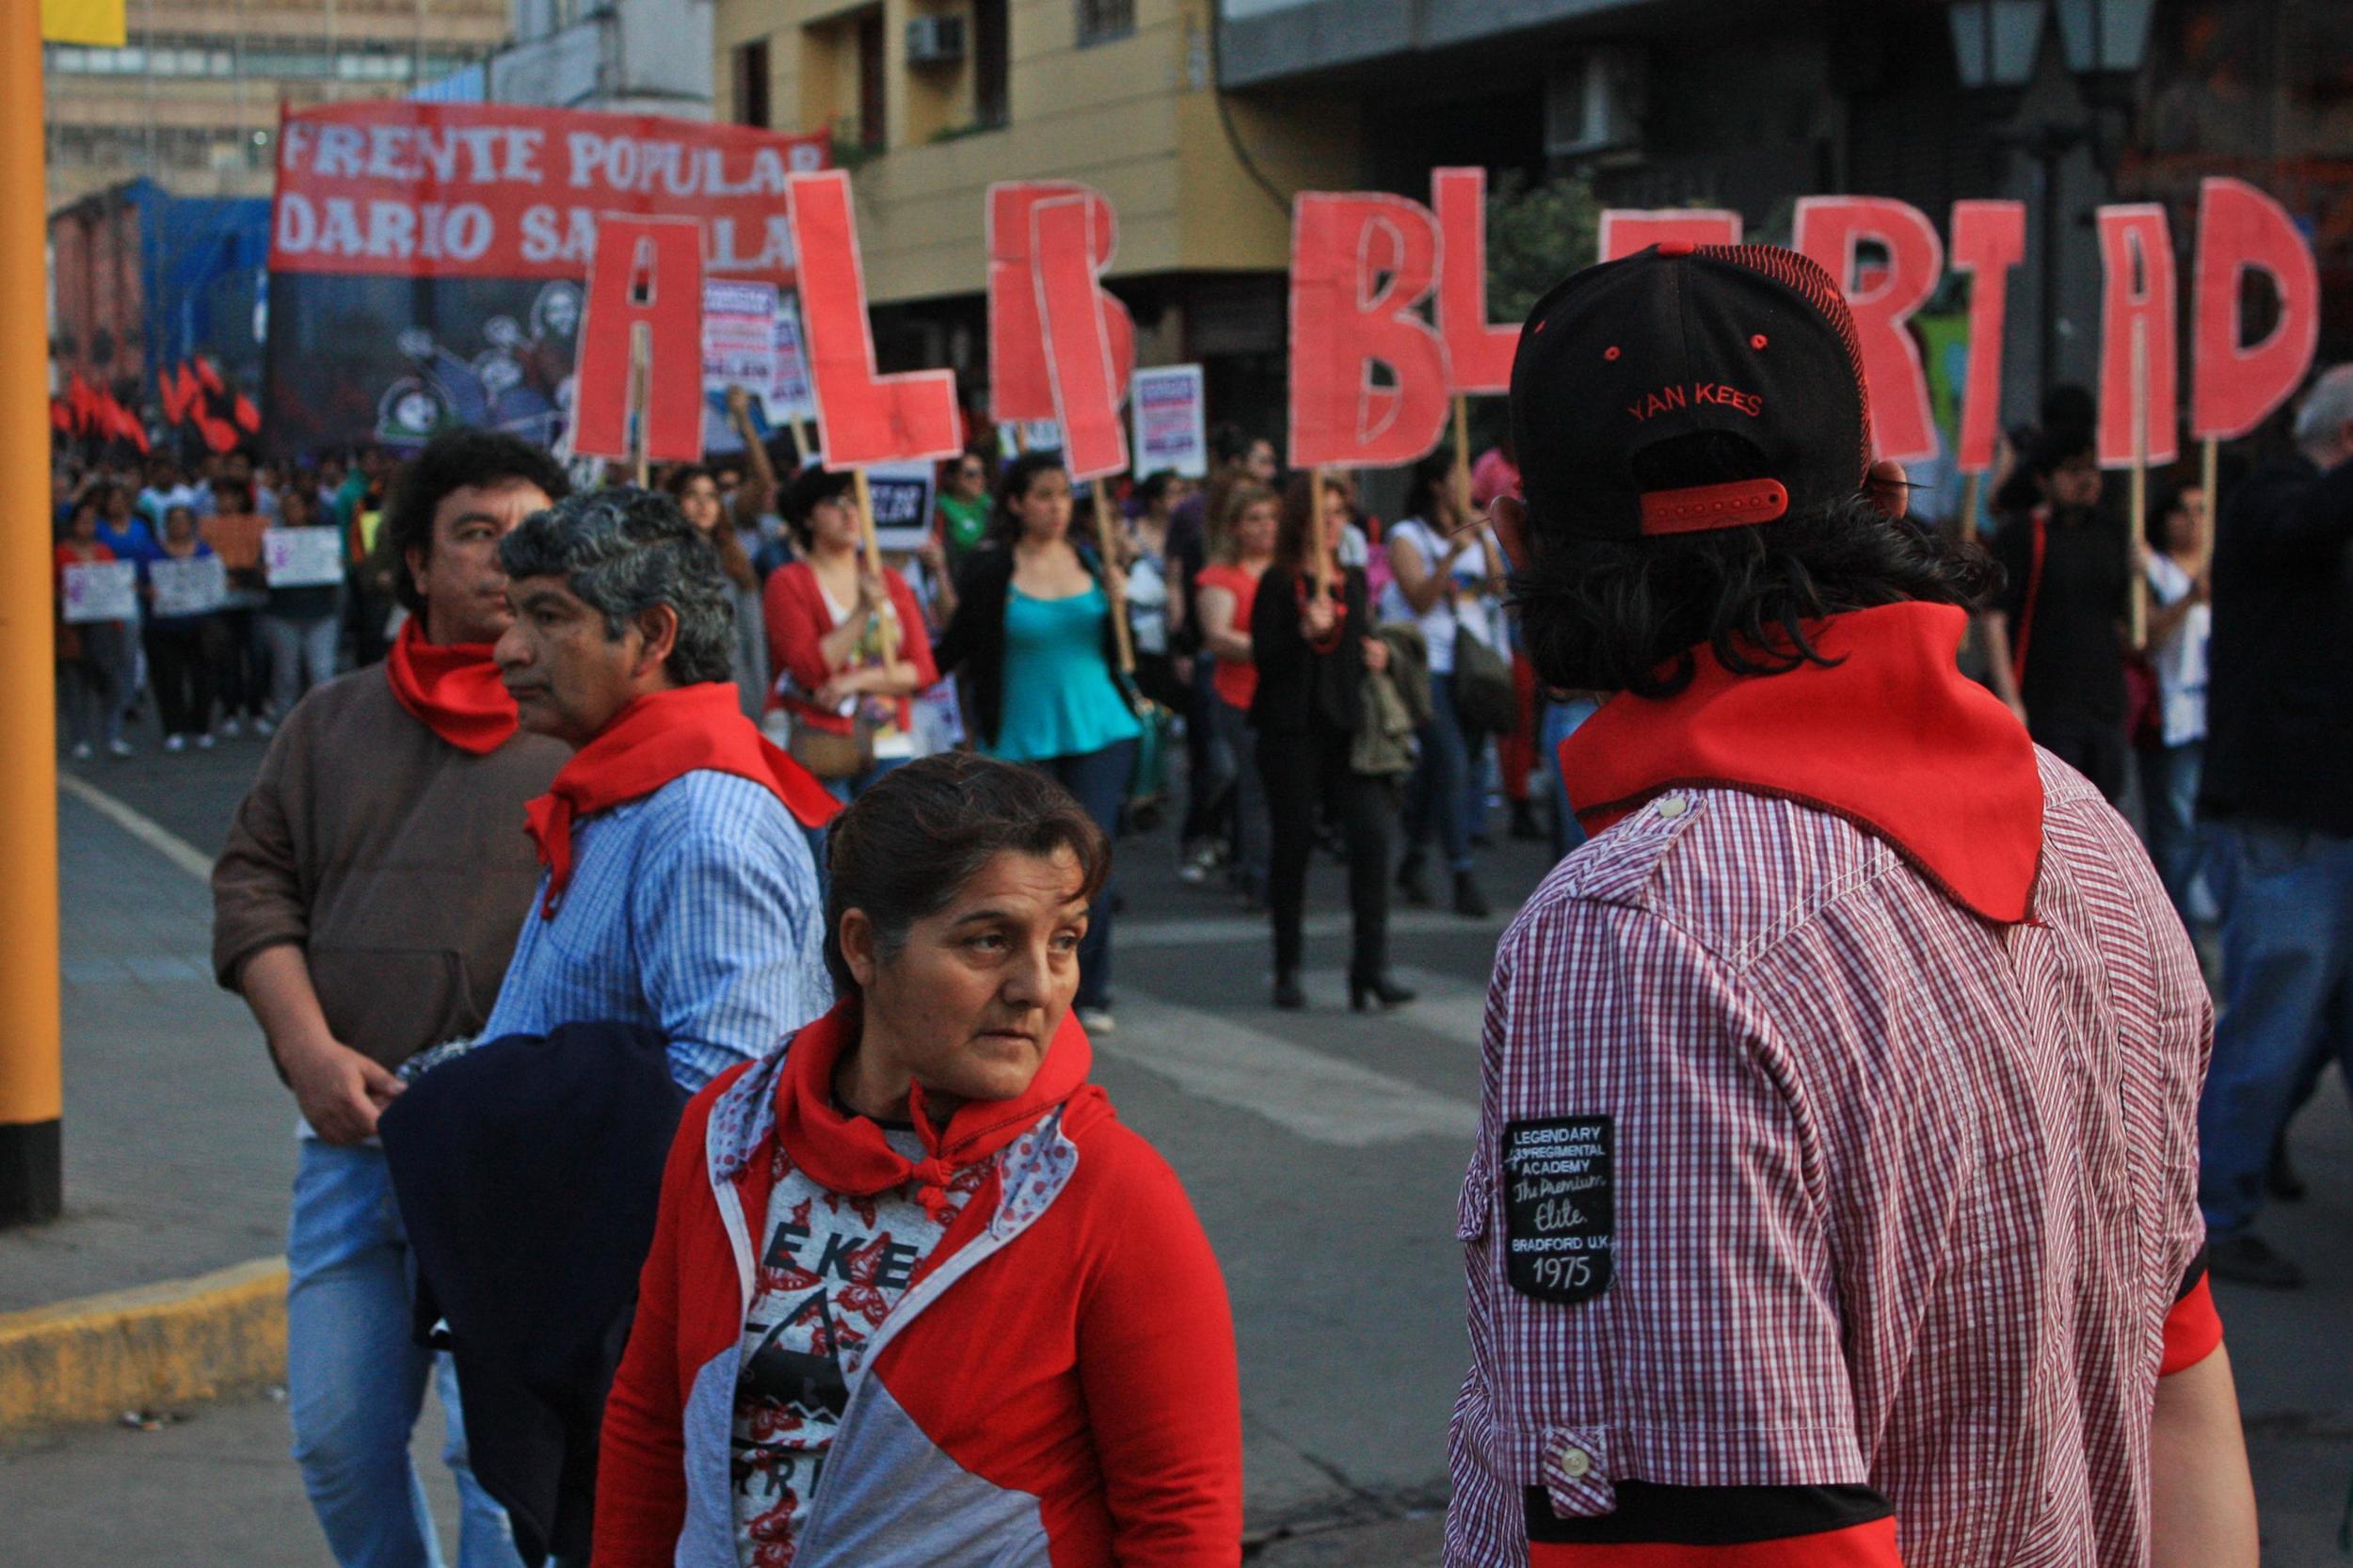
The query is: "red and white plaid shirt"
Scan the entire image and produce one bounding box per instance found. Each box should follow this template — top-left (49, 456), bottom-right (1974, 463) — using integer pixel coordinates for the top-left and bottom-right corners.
top-left (1449, 733), bottom-right (2212, 1566)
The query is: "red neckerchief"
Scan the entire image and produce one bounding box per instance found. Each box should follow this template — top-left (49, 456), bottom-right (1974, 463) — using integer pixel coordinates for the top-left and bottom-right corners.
top-left (775, 995), bottom-right (1104, 1220)
top-left (522, 682), bottom-right (841, 919)
top-left (384, 618), bottom-right (519, 755)
top-left (1560, 601), bottom-right (2042, 924)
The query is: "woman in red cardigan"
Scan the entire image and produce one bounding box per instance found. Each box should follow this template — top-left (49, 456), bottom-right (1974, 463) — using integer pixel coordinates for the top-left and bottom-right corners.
top-left (594, 753), bottom-right (1242, 1568)
top-left (761, 468), bottom-right (938, 801)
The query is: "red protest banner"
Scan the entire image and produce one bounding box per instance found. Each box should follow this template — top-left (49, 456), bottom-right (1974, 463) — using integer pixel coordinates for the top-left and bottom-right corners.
top-left (2096, 204), bottom-right (2179, 468)
top-left (1032, 197), bottom-right (1129, 481)
top-left (1794, 197), bottom-right (1945, 465)
top-left (788, 170), bottom-right (963, 468)
top-left (268, 101), bottom-right (828, 284)
top-left (570, 216), bottom-right (705, 464)
top-left (2191, 177), bottom-right (2319, 442)
top-left (1596, 209), bottom-right (1741, 263)
top-left (1949, 200), bottom-right (2026, 474)
top-left (988, 182), bottom-right (1135, 425)
top-left (1289, 193), bottom-right (1449, 471)
top-left (1433, 168), bottom-right (1517, 395)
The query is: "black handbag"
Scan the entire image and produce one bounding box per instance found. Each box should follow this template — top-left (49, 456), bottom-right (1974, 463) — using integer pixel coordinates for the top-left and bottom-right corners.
top-left (1449, 621), bottom-right (1518, 736)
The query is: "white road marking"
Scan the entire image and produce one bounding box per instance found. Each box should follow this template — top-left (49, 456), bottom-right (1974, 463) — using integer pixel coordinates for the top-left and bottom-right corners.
top-left (58, 772), bottom-right (215, 883)
top-left (1101, 993), bottom-right (1481, 1147)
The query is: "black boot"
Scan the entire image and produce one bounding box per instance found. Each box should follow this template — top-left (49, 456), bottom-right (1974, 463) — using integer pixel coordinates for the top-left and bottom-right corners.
top-left (1453, 869), bottom-right (1490, 919)
top-left (1350, 971), bottom-right (1417, 1011)
top-left (1509, 799), bottom-right (1546, 840)
top-left (1273, 968), bottom-right (1306, 1010)
top-left (2266, 1138), bottom-right (2307, 1203)
top-left (1397, 851), bottom-right (1433, 906)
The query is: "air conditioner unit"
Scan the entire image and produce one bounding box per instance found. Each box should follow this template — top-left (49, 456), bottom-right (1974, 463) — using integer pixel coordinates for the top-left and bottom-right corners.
top-left (1545, 49), bottom-right (1645, 157)
top-left (906, 14), bottom-right (968, 66)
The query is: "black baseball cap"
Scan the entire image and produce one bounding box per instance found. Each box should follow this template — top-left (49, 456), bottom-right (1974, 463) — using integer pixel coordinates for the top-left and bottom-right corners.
top-left (1508, 242), bottom-right (1874, 541)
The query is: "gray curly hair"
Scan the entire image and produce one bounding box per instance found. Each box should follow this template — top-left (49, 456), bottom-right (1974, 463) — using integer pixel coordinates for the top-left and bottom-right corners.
top-left (497, 487), bottom-right (736, 687)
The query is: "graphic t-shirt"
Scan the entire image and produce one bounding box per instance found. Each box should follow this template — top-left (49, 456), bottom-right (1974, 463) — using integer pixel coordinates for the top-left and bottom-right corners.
top-left (730, 1127), bottom-right (986, 1567)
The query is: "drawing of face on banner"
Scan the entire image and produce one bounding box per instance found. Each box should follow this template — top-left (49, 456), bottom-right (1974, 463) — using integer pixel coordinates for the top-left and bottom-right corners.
top-left (1596, 210), bottom-right (1742, 263)
top-left (570, 215), bottom-right (706, 464)
top-left (1289, 193), bottom-right (1449, 471)
top-left (988, 183), bottom-right (1135, 425)
top-left (787, 170), bottom-right (962, 468)
top-left (2192, 177), bottom-right (2320, 442)
top-left (1032, 196), bottom-right (1130, 482)
top-left (2096, 204), bottom-right (2179, 468)
top-left (1794, 197), bottom-right (1944, 465)
top-left (1948, 200), bottom-right (2026, 474)
top-left (1433, 168), bottom-right (1517, 394)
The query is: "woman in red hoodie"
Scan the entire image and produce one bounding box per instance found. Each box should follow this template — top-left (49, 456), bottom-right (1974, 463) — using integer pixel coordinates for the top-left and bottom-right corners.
top-left (596, 751), bottom-right (1242, 1568)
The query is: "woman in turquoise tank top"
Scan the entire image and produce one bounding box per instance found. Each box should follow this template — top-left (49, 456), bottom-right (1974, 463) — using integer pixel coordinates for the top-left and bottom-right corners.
top-left (934, 454), bottom-right (1141, 1032)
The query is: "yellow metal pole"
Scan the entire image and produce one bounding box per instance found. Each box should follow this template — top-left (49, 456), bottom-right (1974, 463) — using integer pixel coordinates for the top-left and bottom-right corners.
top-left (1, 0), bottom-right (64, 1224)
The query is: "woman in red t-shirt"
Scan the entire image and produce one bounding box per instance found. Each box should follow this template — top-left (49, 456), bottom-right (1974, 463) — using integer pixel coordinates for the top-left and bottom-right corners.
top-left (761, 467), bottom-right (939, 802)
top-left (1193, 482), bottom-right (1279, 907)
top-left (55, 492), bottom-right (132, 760)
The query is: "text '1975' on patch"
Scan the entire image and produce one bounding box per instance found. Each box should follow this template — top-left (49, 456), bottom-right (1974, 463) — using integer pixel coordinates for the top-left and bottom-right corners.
top-left (1502, 1116), bottom-right (1612, 1304)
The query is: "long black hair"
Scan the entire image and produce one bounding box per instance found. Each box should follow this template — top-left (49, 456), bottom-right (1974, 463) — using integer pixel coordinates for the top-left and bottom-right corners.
top-left (1512, 432), bottom-right (2000, 699)
top-left (989, 451), bottom-right (1069, 544)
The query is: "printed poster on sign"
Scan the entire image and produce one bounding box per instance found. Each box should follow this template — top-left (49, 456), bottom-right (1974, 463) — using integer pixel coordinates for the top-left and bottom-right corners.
top-left (864, 460), bottom-right (937, 552)
top-left (1131, 364), bottom-right (1208, 479)
top-left (703, 279), bottom-right (781, 454)
top-left (61, 561), bottom-right (138, 624)
top-left (771, 296), bottom-right (817, 423)
top-left (149, 556), bottom-right (229, 618)
top-left (264, 527), bottom-right (346, 587)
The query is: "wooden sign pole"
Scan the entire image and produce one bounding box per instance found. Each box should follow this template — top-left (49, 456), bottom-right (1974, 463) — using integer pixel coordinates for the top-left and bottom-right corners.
top-left (628, 323), bottom-right (651, 489)
top-left (2128, 326), bottom-right (2149, 650)
top-left (1091, 482), bottom-right (1136, 674)
top-left (1450, 393), bottom-right (1475, 527)
top-left (2198, 436), bottom-right (2219, 575)
top-left (849, 467), bottom-right (901, 668)
top-left (1310, 467), bottom-right (1336, 600)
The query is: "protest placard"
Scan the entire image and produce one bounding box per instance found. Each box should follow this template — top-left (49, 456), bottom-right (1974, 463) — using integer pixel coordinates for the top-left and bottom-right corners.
top-left (264, 527), bottom-right (346, 587)
top-left (1131, 365), bottom-right (1208, 479)
top-left (150, 556), bottom-right (229, 618)
top-left (62, 561), bottom-right (138, 624)
top-left (863, 461), bottom-right (937, 552)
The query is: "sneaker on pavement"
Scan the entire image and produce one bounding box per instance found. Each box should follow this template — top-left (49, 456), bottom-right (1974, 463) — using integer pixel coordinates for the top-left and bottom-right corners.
top-left (163, 734), bottom-right (186, 753)
top-left (2206, 1231), bottom-right (2305, 1290)
top-left (1077, 1006), bottom-right (1116, 1035)
top-left (106, 738), bottom-right (135, 758)
top-left (254, 716), bottom-right (276, 737)
top-left (219, 717), bottom-right (242, 739)
top-left (195, 732), bottom-right (216, 750)
top-left (69, 743), bottom-right (92, 762)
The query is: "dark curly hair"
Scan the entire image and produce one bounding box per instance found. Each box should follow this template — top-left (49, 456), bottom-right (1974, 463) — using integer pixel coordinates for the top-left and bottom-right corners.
top-left (496, 487), bottom-right (736, 687)
top-left (1513, 431), bottom-right (2001, 699)
top-left (381, 429), bottom-right (570, 616)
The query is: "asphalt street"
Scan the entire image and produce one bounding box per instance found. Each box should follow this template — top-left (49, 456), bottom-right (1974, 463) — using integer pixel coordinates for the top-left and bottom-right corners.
top-left (4, 715), bottom-right (2349, 1566)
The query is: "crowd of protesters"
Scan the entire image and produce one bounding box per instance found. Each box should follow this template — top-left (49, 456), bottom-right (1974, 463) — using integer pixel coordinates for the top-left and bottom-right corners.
top-left (32, 246), bottom-right (2338, 1563)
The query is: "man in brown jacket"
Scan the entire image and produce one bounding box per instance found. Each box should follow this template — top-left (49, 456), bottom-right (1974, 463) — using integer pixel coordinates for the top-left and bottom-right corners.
top-left (213, 429), bottom-right (569, 1568)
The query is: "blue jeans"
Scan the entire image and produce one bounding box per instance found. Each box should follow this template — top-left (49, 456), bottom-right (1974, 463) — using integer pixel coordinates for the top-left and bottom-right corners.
top-left (2136, 739), bottom-right (2204, 920)
top-left (1401, 671), bottom-right (1474, 872)
top-left (2197, 820), bottom-right (2353, 1238)
top-left (287, 1140), bottom-right (523, 1568)
top-left (1031, 738), bottom-right (1136, 1011)
top-left (1544, 696), bottom-right (1600, 863)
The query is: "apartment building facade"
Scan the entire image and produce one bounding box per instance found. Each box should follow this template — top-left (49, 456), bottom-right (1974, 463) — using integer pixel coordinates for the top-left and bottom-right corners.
top-left (43, 0), bottom-right (509, 209)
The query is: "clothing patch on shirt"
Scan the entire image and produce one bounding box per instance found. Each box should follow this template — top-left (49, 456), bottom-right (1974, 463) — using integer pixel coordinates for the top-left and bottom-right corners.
top-left (1502, 1116), bottom-right (1613, 1304)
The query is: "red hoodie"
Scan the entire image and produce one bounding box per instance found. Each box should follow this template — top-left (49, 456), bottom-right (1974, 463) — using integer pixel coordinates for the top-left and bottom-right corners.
top-left (595, 998), bottom-right (1243, 1568)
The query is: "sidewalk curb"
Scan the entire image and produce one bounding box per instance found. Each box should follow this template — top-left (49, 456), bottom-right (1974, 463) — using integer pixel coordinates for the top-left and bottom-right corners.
top-left (0, 1256), bottom-right (286, 1433)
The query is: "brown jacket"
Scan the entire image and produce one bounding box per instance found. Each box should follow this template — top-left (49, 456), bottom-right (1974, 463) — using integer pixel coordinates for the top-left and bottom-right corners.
top-left (212, 665), bottom-right (568, 1069)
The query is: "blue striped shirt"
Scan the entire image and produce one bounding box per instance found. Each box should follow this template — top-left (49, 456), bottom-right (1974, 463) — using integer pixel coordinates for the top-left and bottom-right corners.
top-left (478, 770), bottom-right (831, 1092)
